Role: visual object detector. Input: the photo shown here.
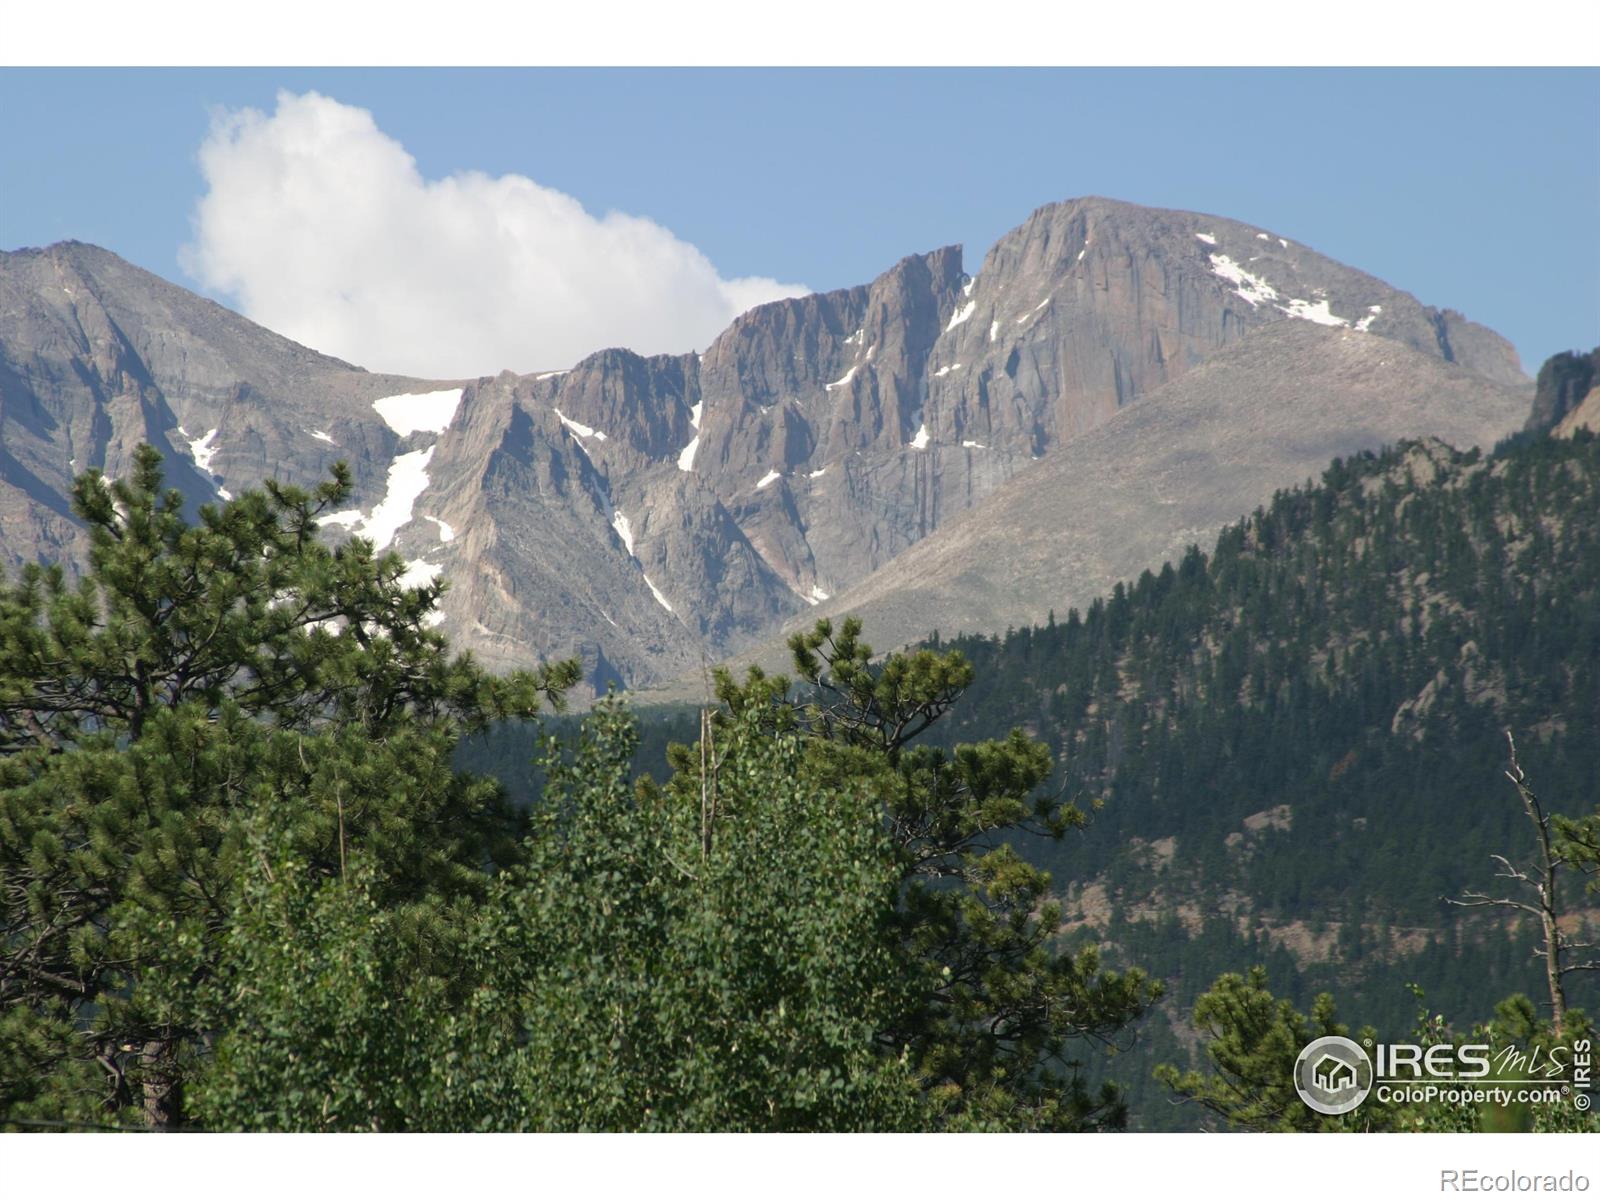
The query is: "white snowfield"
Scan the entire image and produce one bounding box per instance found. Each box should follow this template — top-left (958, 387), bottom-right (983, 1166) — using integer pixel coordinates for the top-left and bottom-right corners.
top-left (399, 559), bottom-right (443, 589)
top-left (909, 423), bottom-right (930, 450)
top-left (933, 363), bottom-right (963, 378)
top-left (423, 515), bottom-right (455, 543)
top-left (1207, 253), bottom-right (1359, 330)
top-left (809, 466), bottom-right (827, 478)
top-left (611, 510), bottom-right (636, 557)
top-left (962, 440), bottom-right (987, 449)
top-left (553, 408), bottom-right (607, 441)
top-left (1280, 297), bottom-right (1347, 328)
top-left (182, 427), bottom-right (231, 500)
top-left (311, 429), bottom-right (336, 444)
top-left (363, 446), bottom-right (437, 551)
top-left (677, 435), bottom-right (700, 471)
top-left (946, 300), bottom-right (976, 330)
top-left (642, 574), bottom-right (674, 613)
top-left (372, 389), bottom-right (463, 437)
top-left (756, 469), bottom-right (782, 490)
top-left (804, 584), bottom-right (831, 606)
top-left (825, 364), bottom-right (859, 392)
top-left (186, 427), bottom-right (219, 474)
top-left (1196, 232), bottom-right (1217, 245)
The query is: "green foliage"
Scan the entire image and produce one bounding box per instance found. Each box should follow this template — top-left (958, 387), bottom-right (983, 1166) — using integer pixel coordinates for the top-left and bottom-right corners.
top-left (1160, 972), bottom-right (1599, 1133)
top-left (192, 700), bottom-right (920, 1131)
top-left (0, 446), bottom-right (577, 1129)
top-left (482, 699), bottom-right (919, 1130)
top-left (1155, 967), bottom-right (1387, 1131)
top-left (187, 830), bottom-right (449, 1132)
top-left (674, 617), bottom-right (1162, 1130)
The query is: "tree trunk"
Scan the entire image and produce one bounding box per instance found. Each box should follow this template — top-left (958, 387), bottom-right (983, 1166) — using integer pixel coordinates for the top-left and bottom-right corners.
top-left (140, 1039), bottom-right (182, 1130)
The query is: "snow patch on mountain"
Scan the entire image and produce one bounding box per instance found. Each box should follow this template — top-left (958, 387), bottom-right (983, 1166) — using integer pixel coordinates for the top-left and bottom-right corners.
top-left (611, 510), bottom-right (636, 557)
top-left (1196, 232), bottom-right (1217, 246)
top-left (372, 389), bottom-right (463, 437)
top-left (1280, 297), bottom-right (1347, 328)
top-left (910, 423), bottom-right (930, 450)
top-left (365, 445), bottom-right (436, 550)
top-left (756, 469), bottom-right (781, 490)
top-left (423, 515), bottom-right (455, 542)
top-left (400, 559), bottom-right (443, 589)
top-left (182, 427), bottom-right (231, 499)
top-left (946, 300), bottom-right (976, 330)
top-left (643, 574), bottom-right (674, 613)
top-left (186, 427), bottom-right (220, 474)
top-left (677, 434), bottom-right (700, 471)
top-left (1208, 254), bottom-right (1354, 329)
top-left (553, 408), bottom-right (607, 441)
top-left (825, 364), bottom-right (859, 392)
top-left (1209, 254), bottom-right (1279, 307)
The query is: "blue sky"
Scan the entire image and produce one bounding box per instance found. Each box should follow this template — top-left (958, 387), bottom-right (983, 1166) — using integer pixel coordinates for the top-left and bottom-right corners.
top-left (2, 68), bottom-right (1595, 376)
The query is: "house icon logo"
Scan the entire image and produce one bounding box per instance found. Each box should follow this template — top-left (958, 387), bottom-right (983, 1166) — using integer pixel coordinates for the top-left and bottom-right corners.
top-left (1294, 1036), bottom-right (1373, 1115)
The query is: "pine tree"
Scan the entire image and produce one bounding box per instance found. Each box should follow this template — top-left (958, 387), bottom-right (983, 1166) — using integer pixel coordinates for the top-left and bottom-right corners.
top-left (679, 616), bottom-right (1162, 1130)
top-left (0, 446), bottom-right (578, 1129)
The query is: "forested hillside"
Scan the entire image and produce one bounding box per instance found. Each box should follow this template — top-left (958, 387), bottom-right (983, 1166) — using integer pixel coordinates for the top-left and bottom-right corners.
top-left (916, 429), bottom-right (1600, 1125)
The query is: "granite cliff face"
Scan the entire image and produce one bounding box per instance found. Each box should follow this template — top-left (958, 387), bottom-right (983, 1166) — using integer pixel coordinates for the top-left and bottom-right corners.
top-left (0, 199), bottom-right (1530, 688)
top-left (675, 320), bottom-right (1533, 698)
top-left (1525, 346), bottom-right (1600, 434)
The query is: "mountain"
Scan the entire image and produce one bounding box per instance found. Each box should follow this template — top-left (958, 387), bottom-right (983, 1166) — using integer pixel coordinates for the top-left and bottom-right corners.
top-left (0, 241), bottom-right (453, 570)
top-left (1526, 345), bottom-right (1600, 436)
top-left (1, 198), bottom-right (1529, 689)
top-left (673, 319), bottom-right (1532, 696)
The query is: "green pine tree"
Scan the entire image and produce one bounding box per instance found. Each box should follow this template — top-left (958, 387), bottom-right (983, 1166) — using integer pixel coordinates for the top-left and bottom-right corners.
top-left (0, 446), bottom-right (578, 1130)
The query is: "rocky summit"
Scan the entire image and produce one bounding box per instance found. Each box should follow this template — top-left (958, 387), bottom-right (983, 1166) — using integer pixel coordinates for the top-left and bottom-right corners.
top-left (0, 198), bottom-right (1530, 691)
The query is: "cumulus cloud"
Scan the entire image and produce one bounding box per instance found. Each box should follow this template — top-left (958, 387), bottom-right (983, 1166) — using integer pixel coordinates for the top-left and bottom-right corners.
top-left (182, 91), bottom-right (807, 379)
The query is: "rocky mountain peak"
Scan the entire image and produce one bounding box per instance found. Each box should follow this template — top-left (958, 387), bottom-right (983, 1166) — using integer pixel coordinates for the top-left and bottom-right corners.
top-left (1, 198), bottom-right (1534, 691)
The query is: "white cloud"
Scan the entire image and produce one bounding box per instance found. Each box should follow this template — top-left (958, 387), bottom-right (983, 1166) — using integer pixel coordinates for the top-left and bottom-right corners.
top-left (182, 91), bottom-right (807, 379)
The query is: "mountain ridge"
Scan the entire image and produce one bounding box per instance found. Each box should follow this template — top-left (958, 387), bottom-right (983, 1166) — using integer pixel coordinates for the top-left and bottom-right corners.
top-left (0, 197), bottom-right (1531, 689)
